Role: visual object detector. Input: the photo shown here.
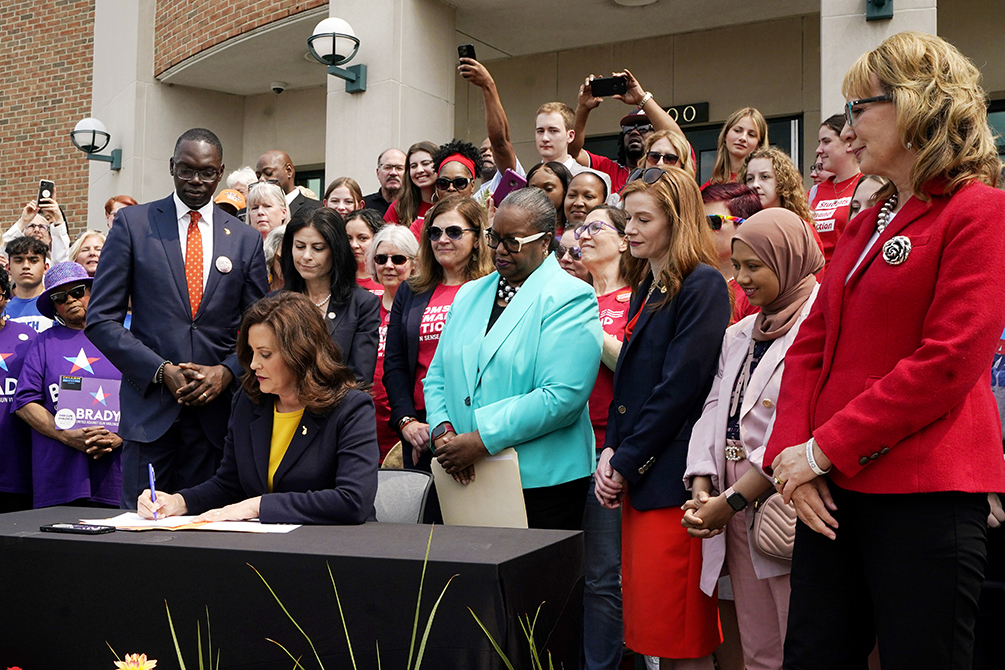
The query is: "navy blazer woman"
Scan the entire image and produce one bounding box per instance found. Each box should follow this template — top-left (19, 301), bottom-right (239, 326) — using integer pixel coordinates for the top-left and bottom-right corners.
top-left (604, 264), bottom-right (730, 510)
top-left (382, 281), bottom-right (433, 464)
top-left (324, 285), bottom-right (380, 385)
top-left (178, 388), bottom-right (379, 524)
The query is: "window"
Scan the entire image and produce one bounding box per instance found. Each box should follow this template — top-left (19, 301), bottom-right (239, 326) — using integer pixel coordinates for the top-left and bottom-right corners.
top-left (295, 169), bottom-right (325, 201)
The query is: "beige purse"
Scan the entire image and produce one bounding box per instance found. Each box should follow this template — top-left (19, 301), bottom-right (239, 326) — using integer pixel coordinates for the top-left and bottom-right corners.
top-left (751, 492), bottom-right (797, 560)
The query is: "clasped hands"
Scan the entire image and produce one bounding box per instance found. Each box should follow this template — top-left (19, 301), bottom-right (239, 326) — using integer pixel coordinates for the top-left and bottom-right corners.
top-left (594, 447), bottom-right (627, 509)
top-left (163, 363), bottom-right (233, 407)
top-left (61, 425), bottom-right (121, 460)
top-left (770, 440), bottom-right (839, 540)
top-left (434, 430), bottom-right (488, 485)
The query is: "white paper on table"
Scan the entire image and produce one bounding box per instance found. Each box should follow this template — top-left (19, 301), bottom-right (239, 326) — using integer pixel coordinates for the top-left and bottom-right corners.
top-left (80, 512), bottom-right (300, 534)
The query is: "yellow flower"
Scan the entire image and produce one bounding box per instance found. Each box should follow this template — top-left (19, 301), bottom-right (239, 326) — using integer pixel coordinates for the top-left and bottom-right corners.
top-left (114, 653), bottom-right (157, 670)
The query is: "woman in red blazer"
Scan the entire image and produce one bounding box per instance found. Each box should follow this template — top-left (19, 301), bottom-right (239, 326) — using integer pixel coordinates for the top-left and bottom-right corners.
top-left (765, 32), bottom-right (1005, 669)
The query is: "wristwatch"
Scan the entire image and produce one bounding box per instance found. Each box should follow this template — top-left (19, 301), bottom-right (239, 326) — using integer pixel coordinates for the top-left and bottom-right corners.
top-left (724, 487), bottom-right (748, 512)
top-left (431, 422), bottom-right (454, 442)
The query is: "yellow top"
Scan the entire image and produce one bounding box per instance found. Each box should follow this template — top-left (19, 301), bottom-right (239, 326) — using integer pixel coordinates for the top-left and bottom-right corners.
top-left (268, 406), bottom-right (305, 492)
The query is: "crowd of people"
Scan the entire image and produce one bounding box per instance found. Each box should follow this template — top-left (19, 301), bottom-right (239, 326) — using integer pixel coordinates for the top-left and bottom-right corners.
top-left (0, 30), bottom-right (1003, 670)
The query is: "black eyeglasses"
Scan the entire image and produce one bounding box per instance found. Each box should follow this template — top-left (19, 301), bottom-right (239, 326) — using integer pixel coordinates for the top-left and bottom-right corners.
top-left (50, 284), bottom-right (87, 305)
top-left (484, 228), bottom-right (547, 253)
top-left (557, 244), bottom-right (582, 261)
top-left (622, 123), bottom-right (654, 135)
top-left (435, 177), bottom-right (472, 191)
top-left (374, 254), bottom-right (409, 266)
top-left (174, 166), bottom-right (221, 182)
top-left (646, 151), bottom-right (679, 167)
top-left (706, 214), bottom-right (745, 231)
top-left (627, 167), bottom-right (668, 185)
top-left (26, 222), bottom-right (49, 232)
top-left (844, 94), bottom-right (893, 127)
top-left (428, 225), bottom-right (476, 241)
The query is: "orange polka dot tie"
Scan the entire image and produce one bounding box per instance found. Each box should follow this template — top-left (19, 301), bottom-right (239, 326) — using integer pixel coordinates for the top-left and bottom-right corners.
top-left (186, 211), bottom-right (203, 319)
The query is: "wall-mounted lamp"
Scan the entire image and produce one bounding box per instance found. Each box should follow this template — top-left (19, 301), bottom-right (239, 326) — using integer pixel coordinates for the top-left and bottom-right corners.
top-left (866, 0), bottom-right (893, 21)
top-left (70, 117), bottom-right (122, 171)
top-left (307, 17), bottom-right (367, 93)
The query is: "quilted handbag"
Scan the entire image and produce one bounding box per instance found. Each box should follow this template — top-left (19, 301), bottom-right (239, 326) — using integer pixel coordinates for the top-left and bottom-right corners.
top-left (751, 492), bottom-right (797, 560)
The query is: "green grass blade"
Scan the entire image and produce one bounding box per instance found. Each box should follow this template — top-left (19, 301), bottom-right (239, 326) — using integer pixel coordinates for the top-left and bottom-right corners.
top-left (327, 562), bottom-right (357, 670)
top-left (197, 620), bottom-right (204, 670)
top-left (205, 606), bottom-right (213, 670)
top-left (249, 563), bottom-right (325, 670)
top-left (265, 638), bottom-right (310, 670)
top-left (468, 607), bottom-right (516, 670)
top-left (408, 525), bottom-right (435, 670)
top-left (105, 641), bottom-right (121, 662)
top-left (376, 640), bottom-right (381, 670)
top-left (215, 649), bottom-right (221, 670)
top-left (165, 600), bottom-right (188, 670)
top-left (412, 574), bottom-right (456, 669)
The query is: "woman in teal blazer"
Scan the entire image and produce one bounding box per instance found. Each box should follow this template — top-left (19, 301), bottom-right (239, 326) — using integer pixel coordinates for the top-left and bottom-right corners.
top-left (424, 187), bottom-right (602, 530)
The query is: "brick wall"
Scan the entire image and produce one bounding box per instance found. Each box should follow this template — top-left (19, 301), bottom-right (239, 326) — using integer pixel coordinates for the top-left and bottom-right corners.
top-left (155, 0), bottom-right (327, 76)
top-left (0, 0), bottom-right (95, 240)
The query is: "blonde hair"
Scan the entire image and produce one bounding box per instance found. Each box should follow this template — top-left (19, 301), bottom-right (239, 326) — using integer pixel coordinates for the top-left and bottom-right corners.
top-left (536, 102), bottom-right (575, 133)
top-left (740, 147), bottom-right (812, 222)
top-left (246, 183), bottom-right (290, 224)
top-left (620, 167), bottom-right (718, 310)
top-left (69, 230), bottom-right (106, 264)
top-left (842, 31), bottom-right (1001, 200)
top-left (409, 196), bottom-right (492, 295)
top-left (711, 107), bottom-right (769, 184)
top-left (641, 130), bottom-right (695, 178)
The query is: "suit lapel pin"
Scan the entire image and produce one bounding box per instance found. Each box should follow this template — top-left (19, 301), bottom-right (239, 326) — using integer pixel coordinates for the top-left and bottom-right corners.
top-left (327, 312), bottom-right (336, 320)
top-left (882, 236), bottom-right (911, 266)
top-left (215, 256), bottom-right (233, 273)
top-left (301, 426), bottom-right (308, 436)
top-left (224, 228), bottom-right (231, 235)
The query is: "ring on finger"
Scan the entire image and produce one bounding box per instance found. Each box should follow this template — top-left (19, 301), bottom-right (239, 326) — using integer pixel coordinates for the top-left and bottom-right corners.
top-left (773, 475), bottom-right (785, 486)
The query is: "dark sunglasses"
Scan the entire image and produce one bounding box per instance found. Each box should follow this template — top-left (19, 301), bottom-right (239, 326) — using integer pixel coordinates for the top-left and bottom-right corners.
top-left (50, 284), bottom-right (87, 305)
top-left (706, 214), bottom-right (745, 231)
top-left (557, 244), bottom-right (582, 261)
top-left (428, 225), bottom-right (476, 241)
top-left (374, 254), bottom-right (409, 266)
top-left (435, 177), bottom-right (472, 191)
top-left (622, 123), bottom-right (655, 135)
top-left (646, 151), bottom-right (679, 166)
top-left (627, 167), bottom-right (668, 185)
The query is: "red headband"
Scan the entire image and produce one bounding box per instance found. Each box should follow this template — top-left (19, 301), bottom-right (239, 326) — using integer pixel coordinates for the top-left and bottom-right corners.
top-left (441, 153), bottom-right (477, 179)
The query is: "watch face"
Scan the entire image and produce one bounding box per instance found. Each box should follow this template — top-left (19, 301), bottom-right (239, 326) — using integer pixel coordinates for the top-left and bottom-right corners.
top-left (727, 491), bottom-right (747, 511)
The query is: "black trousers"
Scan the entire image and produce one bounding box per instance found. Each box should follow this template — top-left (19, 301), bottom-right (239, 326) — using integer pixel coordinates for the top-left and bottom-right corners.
top-left (119, 407), bottom-right (222, 508)
top-left (783, 481), bottom-right (989, 670)
top-left (523, 476), bottom-right (590, 531)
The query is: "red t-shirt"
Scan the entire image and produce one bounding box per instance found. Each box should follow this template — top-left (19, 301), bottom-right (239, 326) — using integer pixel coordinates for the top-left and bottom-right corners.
top-left (357, 275), bottom-right (384, 298)
top-left (589, 287), bottom-right (633, 451)
top-left (810, 173), bottom-right (863, 263)
top-left (371, 303), bottom-right (397, 461)
top-left (385, 200), bottom-right (432, 226)
top-left (413, 283), bottom-right (464, 411)
top-left (728, 278), bottom-right (759, 325)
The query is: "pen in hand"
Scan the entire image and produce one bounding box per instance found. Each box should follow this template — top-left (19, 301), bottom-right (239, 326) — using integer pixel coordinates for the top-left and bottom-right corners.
top-left (148, 463), bottom-right (157, 520)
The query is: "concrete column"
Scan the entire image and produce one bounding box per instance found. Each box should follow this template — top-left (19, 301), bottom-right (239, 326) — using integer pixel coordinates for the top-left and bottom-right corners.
top-left (820, 0), bottom-right (937, 119)
top-left (323, 0), bottom-right (457, 194)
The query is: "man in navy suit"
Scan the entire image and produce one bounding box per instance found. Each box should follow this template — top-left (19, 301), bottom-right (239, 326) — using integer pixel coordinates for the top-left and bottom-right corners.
top-left (86, 128), bottom-right (269, 507)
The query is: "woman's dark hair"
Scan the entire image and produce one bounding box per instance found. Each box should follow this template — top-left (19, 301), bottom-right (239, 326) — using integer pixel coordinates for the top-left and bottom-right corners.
top-left (343, 208), bottom-right (384, 236)
top-left (394, 141), bottom-right (438, 224)
top-left (281, 207), bottom-right (358, 305)
top-left (410, 195), bottom-right (492, 295)
top-left (433, 139), bottom-right (481, 175)
top-left (237, 291), bottom-right (357, 413)
top-left (0, 267), bottom-right (10, 300)
top-left (821, 113), bottom-right (845, 137)
top-left (701, 182), bottom-right (763, 219)
top-left (587, 204), bottom-right (647, 289)
top-left (527, 161), bottom-right (574, 226)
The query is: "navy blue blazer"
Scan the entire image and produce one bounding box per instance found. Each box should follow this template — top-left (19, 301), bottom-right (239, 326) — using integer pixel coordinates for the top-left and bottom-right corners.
top-left (382, 281), bottom-right (433, 435)
top-left (324, 285), bottom-right (380, 385)
top-left (85, 195), bottom-right (269, 447)
top-left (178, 389), bottom-right (379, 524)
top-left (605, 264), bottom-right (730, 511)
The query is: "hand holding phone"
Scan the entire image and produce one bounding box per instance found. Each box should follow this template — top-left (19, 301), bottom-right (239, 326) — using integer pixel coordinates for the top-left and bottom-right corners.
top-left (458, 44), bottom-right (477, 61)
top-left (38, 179), bottom-right (55, 204)
top-left (590, 76), bottom-right (628, 98)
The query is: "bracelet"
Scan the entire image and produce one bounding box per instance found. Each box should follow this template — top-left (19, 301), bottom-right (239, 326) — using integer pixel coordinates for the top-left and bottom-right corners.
top-left (155, 361), bottom-right (172, 384)
top-left (398, 416), bottom-right (417, 430)
top-left (637, 91), bottom-right (653, 110)
top-left (806, 437), bottom-right (831, 476)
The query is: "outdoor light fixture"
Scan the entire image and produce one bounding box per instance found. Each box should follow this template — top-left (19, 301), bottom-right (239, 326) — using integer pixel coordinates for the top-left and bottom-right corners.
top-left (70, 117), bottom-right (122, 171)
top-left (307, 17), bottom-right (367, 93)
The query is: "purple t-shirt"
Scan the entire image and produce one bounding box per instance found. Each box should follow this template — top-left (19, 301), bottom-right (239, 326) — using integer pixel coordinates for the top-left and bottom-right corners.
top-left (0, 320), bottom-right (37, 494)
top-left (12, 325), bottom-right (122, 507)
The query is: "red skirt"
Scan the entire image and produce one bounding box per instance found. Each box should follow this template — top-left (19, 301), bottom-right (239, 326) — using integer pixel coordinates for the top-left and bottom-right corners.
top-left (621, 494), bottom-right (721, 658)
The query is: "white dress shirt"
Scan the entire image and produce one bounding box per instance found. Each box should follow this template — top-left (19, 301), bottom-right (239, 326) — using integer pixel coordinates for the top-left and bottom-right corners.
top-left (172, 192), bottom-right (214, 289)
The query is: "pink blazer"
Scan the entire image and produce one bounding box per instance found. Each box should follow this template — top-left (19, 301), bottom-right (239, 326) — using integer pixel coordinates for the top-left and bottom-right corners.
top-left (684, 286), bottom-right (818, 596)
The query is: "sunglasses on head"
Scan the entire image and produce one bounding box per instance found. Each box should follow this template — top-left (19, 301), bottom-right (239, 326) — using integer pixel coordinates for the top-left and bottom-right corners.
top-left (50, 284), bottom-right (87, 305)
top-left (435, 177), bottom-right (472, 191)
top-left (627, 167), bottom-right (668, 185)
top-left (646, 151), bottom-right (679, 167)
top-left (374, 253), bottom-right (409, 266)
top-left (557, 244), bottom-right (582, 261)
top-left (428, 225), bottom-right (476, 241)
top-left (706, 214), bottom-right (745, 231)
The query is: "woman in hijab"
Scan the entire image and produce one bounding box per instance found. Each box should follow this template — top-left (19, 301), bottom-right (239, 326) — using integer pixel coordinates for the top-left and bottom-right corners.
top-left (682, 208), bottom-right (824, 670)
